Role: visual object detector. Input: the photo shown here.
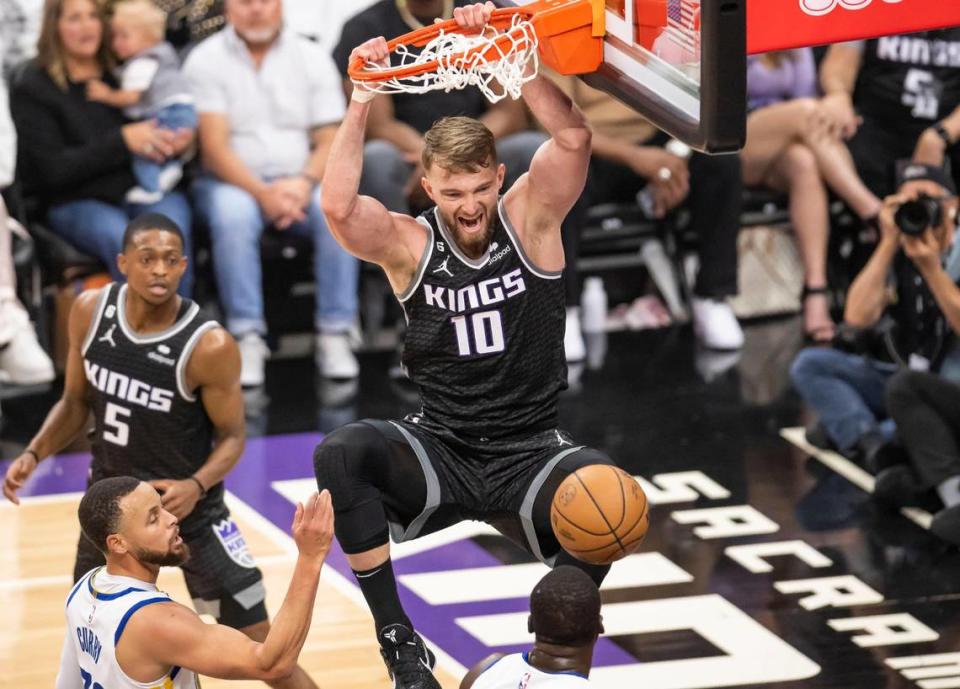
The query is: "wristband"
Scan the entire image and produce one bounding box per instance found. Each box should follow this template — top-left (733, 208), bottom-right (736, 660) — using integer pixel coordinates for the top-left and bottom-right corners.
top-left (24, 448), bottom-right (40, 463)
top-left (351, 88), bottom-right (377, 104)
top-left (188, 475), bottom-right (207, 498)
top-left (932, 122), bottom-right (954, 147)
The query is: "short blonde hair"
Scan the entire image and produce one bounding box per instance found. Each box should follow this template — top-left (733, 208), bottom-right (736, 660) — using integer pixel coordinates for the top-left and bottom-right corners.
top-left (112, 0), bottom-right (166, 42)
top-left (422, 116), bottom-right (497, 173)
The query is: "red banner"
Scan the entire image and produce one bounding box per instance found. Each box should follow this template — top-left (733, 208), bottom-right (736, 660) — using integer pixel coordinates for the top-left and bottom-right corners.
top-left (747, 0), bottom-right (960, 54)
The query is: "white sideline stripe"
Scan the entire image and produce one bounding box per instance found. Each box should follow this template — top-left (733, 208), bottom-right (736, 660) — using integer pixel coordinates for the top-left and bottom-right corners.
top-left (399, 552), bottom-right (692, 605)
top-left (271, 479), bottom-right (499, 559)
top-left (780, 427), bottom-right (933, 530)
top-left (0, 574), bottom-right (72, 591)
top-left (240, 488), bottom-right (468, 678)
top-left (0, 491), bottom-right (85, 508)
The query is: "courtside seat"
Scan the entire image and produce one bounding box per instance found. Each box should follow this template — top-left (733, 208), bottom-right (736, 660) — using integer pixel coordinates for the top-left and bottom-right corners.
top-left (576, 201), bottom-right (688, 319)
top-left (740, 187), bottom-right (790, 227)
top-left (27, 221), bottom-right (105, 286)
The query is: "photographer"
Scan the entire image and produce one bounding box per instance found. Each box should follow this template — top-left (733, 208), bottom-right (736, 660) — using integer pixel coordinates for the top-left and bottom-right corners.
top-left (878, 370), bottom-right (960, 545)
top-left (790, 163), bottom-right (960, 465)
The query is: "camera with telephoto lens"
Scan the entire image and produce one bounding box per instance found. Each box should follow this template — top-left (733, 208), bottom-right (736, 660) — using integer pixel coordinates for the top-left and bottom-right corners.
top-left (894, 194), bottom-right (943, 236)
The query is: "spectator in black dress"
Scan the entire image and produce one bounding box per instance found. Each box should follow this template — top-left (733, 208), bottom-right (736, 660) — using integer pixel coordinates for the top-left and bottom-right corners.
top-left (10, 0), bottom-right (195, 293)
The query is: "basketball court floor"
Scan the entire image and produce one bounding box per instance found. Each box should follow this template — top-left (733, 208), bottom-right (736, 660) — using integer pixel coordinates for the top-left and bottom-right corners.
top-left (4, 319), bottom-right (960, 689)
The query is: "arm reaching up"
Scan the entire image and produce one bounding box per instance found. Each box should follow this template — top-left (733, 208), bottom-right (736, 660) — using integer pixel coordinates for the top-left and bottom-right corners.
top-left (125, 491), bottom-right (335, 681)
top-left (321, 37), bottom-right (427, 294)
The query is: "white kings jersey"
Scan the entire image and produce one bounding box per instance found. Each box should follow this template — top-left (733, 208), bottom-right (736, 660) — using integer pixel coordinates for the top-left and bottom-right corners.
top-left (473, 653), bottom-right (591, 689)
top-left (57, 567), bottom-right (199, 689)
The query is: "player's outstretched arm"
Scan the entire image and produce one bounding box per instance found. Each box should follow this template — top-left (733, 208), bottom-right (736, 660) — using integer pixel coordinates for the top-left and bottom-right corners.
top-left (127, 492), bottom-right (334, 680)
top-left (3, 289), bottom-right (98, 504)
top-left (149, 327), bottom-right (245, 520)
top-left (514, 71), bottom-right (591, 230)
top-left (321, 37), bottom-right (420, 280)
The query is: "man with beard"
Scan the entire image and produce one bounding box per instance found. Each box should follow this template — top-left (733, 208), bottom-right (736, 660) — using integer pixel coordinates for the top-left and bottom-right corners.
top-left (4, 213), bottom-right (319, 689)
top-left (58, 477), bottom-right (334, 688)
top-left (316, 5), bottom-right (619, 688)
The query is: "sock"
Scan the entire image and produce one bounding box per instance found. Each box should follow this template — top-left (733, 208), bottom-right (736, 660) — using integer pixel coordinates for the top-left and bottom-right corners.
top-left (352, 559), bottom-right (412, 635)
top-left (937, 476), bottom-right (960, 508)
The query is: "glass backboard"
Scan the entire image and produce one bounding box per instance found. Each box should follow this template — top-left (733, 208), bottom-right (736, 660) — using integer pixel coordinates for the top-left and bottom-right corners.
top-left (502, 0), bottom-right (747, 152)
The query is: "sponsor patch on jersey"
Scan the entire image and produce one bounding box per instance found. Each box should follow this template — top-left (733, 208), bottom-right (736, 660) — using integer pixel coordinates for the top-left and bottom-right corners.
top-left (148, 350), bottom-right (176, 366)
top-left (213, 519), bottom-right (257, 568)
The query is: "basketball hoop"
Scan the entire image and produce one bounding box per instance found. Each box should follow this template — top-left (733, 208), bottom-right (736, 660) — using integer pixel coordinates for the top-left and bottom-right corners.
top-left (348, 0), bottom-right (605, 103)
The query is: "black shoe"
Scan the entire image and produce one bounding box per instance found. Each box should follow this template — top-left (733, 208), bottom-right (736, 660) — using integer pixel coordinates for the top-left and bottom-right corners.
top-left (863, 439), bottom-right (910, 474)
top-left (804, 422), bottom-right (836, 452)
top-left (850, 430), bottom-right (886, 466)
top-left (378, 624), bottom-right (440, 689)
top-left (873, 465), bottom-right (924, 508)
top-left (873, 465), bottom-right (942, 512)
top-left (931, 504), bottom-right (960, 546)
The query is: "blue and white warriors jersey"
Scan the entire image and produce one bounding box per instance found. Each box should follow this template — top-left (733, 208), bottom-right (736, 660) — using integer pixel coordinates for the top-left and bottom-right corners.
top-left (473, 653), bottom-right (591, 689)
top-left (58, 567), bottom-right (198, 689)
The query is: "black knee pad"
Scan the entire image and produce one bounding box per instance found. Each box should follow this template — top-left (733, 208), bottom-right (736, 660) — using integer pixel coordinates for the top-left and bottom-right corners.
top-left (554, 548), bottom-right (611, 587)
top-left (313, 422), bottom-right (386, 511)
top-left (313, 422), bottom-right (391, 553)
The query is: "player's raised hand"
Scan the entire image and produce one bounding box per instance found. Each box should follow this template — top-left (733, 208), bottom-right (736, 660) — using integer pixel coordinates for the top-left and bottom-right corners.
top-left (453, 2), bottom-right (496, 33)
top-left (350, 36), bottom-right (390, 72)
top-left (292, 490), bottom-right (334, 562)
top-left (2, 451), bottom-right (39, 505)
top-left (149, 478), bottom-right (203, 520)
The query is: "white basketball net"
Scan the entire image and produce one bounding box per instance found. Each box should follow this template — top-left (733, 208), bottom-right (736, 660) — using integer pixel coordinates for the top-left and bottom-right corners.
top-left (353, 16), bottom-right (539, 103)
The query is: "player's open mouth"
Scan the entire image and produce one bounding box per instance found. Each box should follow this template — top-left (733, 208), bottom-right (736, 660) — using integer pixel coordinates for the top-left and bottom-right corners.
top-left (457, 213), bottom-right (484, 233)
top-left (149, 283), bottom-right (168, 295)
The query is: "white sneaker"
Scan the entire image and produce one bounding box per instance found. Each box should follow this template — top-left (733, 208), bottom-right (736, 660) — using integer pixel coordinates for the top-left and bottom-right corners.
top-left (0, 321), bottom-right (55, 385)
top-left (691, 297), bottom-right (744, 350)
top-left (564, 307), bottom-right (586, 363)
top-left (125, 186), bottom-right (164, 205)
top-left (238, 333), bottom-right (269, 388)
top-left (316, 333), bottom-right (359, 379)
top-left (157, 163), bottom-right (183, 192)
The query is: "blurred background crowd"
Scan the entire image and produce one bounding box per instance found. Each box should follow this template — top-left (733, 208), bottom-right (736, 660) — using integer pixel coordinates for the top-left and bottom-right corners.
top-left (2, 0), bottom-right (960, 539)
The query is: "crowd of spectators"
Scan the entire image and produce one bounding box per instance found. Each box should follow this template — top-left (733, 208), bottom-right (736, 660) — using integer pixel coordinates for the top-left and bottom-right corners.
top-left (2, 0), bottom-right (960, 540)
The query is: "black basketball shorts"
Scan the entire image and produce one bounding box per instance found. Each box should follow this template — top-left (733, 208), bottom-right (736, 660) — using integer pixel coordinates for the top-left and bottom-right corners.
top-left (364, 417), bottom-right (616, 564)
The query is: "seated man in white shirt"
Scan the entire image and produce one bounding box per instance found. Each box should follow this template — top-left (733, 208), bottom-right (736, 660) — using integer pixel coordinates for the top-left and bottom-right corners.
top-left (459, 567), bottom-right (602, 689)
top-left (185, 0), bottom-right (359, 387)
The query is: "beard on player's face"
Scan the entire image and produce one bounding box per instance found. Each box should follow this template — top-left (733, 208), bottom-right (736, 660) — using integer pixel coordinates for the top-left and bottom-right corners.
top-left (438, 203), bottom-right (497, 259)
top-left (427, 163), bottom-right (503, 260)
top-left (134, 540), bottom-right (190, 567)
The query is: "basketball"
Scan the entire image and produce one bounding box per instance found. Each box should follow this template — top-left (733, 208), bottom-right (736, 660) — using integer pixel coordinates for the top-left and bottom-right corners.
top-left (550, 465), bottom-right (649, 565)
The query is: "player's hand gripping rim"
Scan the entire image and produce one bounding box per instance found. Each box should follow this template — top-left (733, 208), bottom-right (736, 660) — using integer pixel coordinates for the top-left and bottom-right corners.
top-left (350, 37), bottom-right (390, 103)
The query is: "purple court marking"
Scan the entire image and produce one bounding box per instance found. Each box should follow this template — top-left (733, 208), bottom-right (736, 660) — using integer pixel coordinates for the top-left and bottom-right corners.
top-left (2, 433), bottom-right (636, 668)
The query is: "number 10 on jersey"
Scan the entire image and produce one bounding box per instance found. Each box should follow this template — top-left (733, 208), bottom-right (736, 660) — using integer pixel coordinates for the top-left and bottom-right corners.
top-left (451, 310), bottom-right (505, 356)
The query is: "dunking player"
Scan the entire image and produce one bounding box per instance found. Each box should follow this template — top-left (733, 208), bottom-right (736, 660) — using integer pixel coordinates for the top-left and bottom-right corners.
top-left (317, 4), bottom-right (616, 688)
top-left (59, 477), bottom-right (333, 688)
top-left (3, 214), bottom-right (318, 689)
top-left (459, 566), bottom-right (602, 688)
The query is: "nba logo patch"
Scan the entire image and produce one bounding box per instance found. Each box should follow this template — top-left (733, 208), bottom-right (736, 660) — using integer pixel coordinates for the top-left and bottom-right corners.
top-left (105, 305), bottom-right (116, 319)
top-left (213, 519), bottom-right (256, 568)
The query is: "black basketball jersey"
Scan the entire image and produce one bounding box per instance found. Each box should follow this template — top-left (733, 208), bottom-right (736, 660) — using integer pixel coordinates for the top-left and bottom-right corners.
top-left (399, 198), bottom-right (567, 441)
top-left (82, 283), bottom-right (224, 533)
top-left (855, 29), bottom-right (960, 134)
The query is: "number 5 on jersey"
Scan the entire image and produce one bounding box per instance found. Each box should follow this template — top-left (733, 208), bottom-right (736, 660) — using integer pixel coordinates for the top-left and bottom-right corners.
top-left (103, 402), bottom-right (132, 447)
top-left (451, 310), bottom-right (505, 356)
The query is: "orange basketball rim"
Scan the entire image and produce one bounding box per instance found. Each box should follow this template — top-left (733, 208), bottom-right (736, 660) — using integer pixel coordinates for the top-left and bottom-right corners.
top-left (348, 0), bottom-right (608, 86)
